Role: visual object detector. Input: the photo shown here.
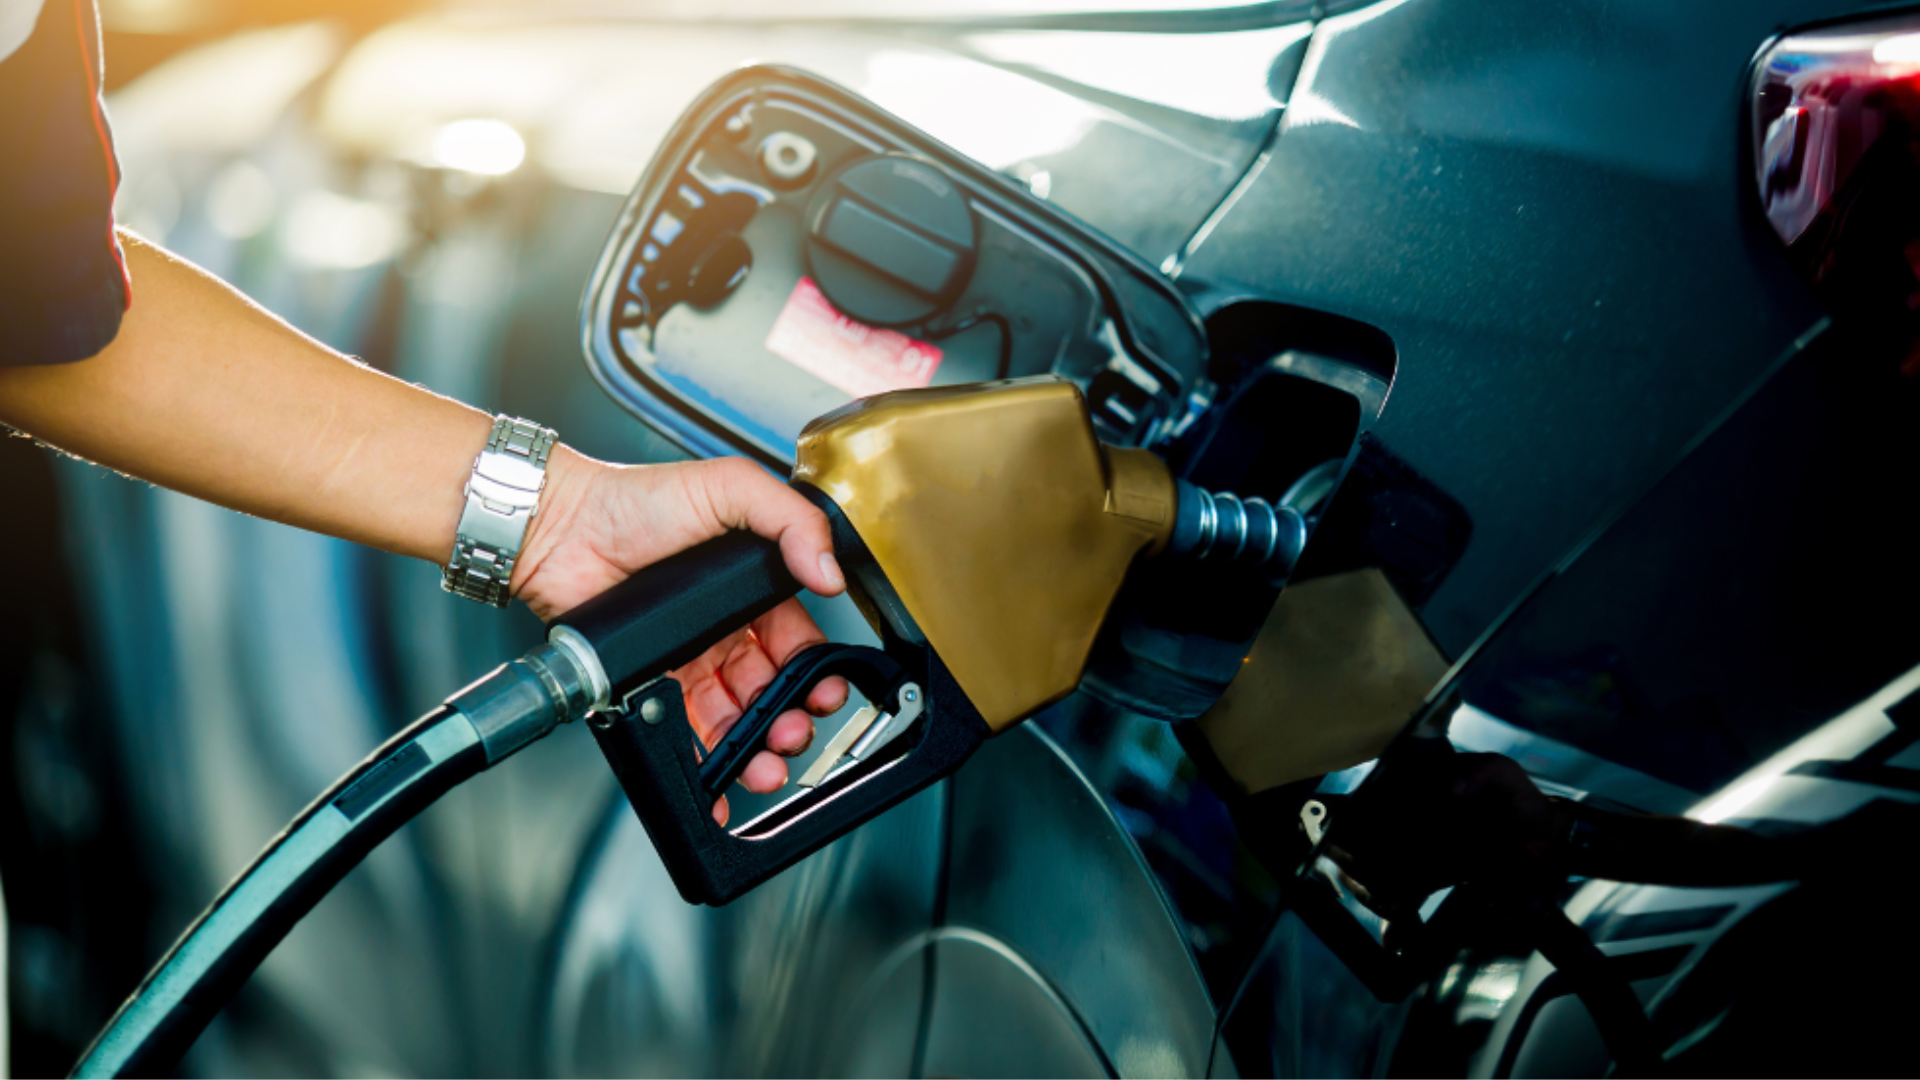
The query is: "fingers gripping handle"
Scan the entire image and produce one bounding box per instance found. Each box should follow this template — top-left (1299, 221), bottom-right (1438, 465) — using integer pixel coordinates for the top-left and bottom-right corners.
top-left (548, 531), bottom-right (802, 698)
top-left (588, 650), bottom-right (990, 906)
top-left (698, 643), bottom-right (907, 796)
top-left (559, 518), bottom-right (994, 907)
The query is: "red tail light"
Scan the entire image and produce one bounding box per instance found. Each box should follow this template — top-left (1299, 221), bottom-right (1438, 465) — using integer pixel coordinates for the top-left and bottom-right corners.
top-left (1754, 15), bottom-right (1920, 372)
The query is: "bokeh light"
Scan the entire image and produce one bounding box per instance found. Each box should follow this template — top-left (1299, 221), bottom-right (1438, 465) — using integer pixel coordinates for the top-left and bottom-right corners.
top-left (429, 118), bottom-right (526, 176)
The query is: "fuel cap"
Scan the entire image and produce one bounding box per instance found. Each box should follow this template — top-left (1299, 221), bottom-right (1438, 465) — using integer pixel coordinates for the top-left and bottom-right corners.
top-left (804, 154), bottom-right (976, 326)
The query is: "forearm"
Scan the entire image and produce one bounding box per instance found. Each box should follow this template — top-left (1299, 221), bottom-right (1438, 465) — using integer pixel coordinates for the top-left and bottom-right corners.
top-left (0, 231), bottom-right (583, 566)
top-left (0, 234), bottom-right (840, 798)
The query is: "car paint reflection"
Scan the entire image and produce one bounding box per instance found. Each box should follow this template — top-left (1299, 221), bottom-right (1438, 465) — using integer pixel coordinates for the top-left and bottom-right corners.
top-left (543, 726), bottom-right (1210, 1077)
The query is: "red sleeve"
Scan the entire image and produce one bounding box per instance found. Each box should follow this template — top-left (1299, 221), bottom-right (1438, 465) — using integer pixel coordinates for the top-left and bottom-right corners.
top-left (0, 0), bottom-right (131, 366)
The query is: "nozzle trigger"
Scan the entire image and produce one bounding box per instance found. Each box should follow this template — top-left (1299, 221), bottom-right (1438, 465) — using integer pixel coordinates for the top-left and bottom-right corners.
top-left (797, 680), bottom-right (923, 788)
top-left (698, 642), bottom-right (909, 797)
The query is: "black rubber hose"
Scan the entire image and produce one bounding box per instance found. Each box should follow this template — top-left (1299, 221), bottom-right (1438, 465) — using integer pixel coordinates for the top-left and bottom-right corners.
top-left (72, 530), bottom-right (783, 1076)
top-left (70, 706), bottom-right (488, 1078)
top-left (1528, 900), bottom-right (1665, 1077)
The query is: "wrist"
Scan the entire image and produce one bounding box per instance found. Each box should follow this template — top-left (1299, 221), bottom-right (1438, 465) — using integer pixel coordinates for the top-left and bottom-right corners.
top-left (441, 417), bottom-right (562, 607)
top-left (510, 443), bottom-right (601, 599)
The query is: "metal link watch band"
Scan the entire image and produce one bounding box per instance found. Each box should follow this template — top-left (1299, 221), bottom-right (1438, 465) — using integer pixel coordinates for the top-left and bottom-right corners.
top-left (442, 416), bottom-right (558, 608)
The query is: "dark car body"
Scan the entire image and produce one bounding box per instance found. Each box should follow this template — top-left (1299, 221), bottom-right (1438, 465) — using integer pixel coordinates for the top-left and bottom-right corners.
top-left (9, 0), bottom-right (1917, 1075)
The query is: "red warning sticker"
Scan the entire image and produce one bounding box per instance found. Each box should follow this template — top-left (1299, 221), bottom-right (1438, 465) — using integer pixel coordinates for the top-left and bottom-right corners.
top-left (764, 277), bottom-right (943, 398)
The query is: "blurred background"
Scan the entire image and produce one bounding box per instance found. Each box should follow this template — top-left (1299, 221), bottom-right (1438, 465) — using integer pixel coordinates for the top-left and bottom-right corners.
top-left (95, 0), bottom-right (414, 90)
top-left (4, 1), bottom-right (1318, 1074)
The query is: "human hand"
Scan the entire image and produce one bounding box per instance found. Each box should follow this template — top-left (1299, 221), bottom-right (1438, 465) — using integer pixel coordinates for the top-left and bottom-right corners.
top-left (511, 450), bottom-right (850, 824)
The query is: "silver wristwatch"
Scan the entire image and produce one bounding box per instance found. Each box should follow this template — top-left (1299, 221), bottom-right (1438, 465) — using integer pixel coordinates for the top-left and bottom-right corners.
top-left (442, 416), bottom-right (558, 608)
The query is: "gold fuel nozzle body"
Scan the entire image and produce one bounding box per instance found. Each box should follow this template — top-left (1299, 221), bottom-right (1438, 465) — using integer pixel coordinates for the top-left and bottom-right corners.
top-left (795, 376), bottom-right (1176, 732)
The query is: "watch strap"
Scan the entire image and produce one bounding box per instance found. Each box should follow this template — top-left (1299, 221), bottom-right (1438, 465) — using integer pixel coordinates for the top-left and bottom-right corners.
top-left (443, 416), bottom-right (557, 607)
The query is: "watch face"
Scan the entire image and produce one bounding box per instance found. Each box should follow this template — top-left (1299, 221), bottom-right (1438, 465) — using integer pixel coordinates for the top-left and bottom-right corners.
top-left (578, 65), bottom-right (1208, 467)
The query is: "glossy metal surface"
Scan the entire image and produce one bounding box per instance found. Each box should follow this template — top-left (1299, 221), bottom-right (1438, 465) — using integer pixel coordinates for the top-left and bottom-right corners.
top-left (543, 723), bottom-right (1213, 1077)
top-left (1179, 0), bottom-right (1849, 656)
top-left (796, 379), bottom-right (1174, 731)
top-left (1185, 0), bottom-right (1908, 1072)
top-left (913, 928), bottom-right (1113, 1077)
top-left (938, 724), bottom-right (1216, 1077)
top-left (1440, 330), bottom-right (1920, 806)
top-left (1212, 910), bottom-right (1409, 1077)
top-left (308, 14), bottom-right (1301, 267)
top-left (1211, 107), bottom-right (1920, 1066)
top-left (1469, 664), bottom-right (1920, 1077)
top-left (543, 769), bottom-right (946, 1076)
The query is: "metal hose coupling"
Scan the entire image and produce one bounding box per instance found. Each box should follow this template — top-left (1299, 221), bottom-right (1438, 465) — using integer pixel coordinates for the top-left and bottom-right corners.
top-left (447, 629), bottom-right (611, 765)
top-left (1168, 479), bottom-right (1307, 576)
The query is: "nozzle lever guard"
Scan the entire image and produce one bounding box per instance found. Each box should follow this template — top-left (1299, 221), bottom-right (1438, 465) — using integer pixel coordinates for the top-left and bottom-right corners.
top-left (699, 642), bottom-right (907, 796)
top-left (585, 642), bottom-right (987, 906)
top-left (569, 516), bottom-right (992, 906)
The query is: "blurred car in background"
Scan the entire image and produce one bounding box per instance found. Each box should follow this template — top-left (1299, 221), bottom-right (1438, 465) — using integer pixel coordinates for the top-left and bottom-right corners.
top-left (6, 0), bottom-right (1918, 1076)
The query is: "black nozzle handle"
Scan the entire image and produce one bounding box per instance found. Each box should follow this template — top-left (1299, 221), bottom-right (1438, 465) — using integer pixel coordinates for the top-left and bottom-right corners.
top-left (548, 531), bottom-right (801, 698)
top-left (699, 643), bottom-right (908, 796)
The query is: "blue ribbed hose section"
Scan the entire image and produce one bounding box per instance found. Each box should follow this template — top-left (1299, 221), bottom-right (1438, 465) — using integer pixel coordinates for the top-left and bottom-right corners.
top-left (70, 707), bottom-right (487, 1078)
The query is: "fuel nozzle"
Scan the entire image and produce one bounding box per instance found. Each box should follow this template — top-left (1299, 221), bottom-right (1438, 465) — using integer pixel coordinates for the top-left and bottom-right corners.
top-left (1169, 480), bottom-right (1307, 576)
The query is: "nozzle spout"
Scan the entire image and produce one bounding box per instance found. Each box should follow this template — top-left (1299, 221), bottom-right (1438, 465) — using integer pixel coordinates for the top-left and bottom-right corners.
top-left (1169, 481), bottom-right (1306, 576)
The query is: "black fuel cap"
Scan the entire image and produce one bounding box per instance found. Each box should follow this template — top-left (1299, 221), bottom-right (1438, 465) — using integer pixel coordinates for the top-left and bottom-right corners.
top-left (804, 154), bottom-right (976, 327)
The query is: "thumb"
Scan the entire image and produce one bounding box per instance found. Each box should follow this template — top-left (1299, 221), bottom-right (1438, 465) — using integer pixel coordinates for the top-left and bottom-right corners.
top-left (697, 458), bottom-right (845, 597)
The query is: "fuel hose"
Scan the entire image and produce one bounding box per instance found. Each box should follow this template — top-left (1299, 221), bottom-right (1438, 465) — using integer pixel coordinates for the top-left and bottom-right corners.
top-left (70, 639), bottom-right (606, 1079)
top-left (71, 530), bottom-right (799, 1078)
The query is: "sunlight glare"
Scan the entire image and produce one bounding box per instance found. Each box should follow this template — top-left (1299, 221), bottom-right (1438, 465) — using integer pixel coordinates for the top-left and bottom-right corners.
top-left (431, 118), bottom-right (527, 176)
